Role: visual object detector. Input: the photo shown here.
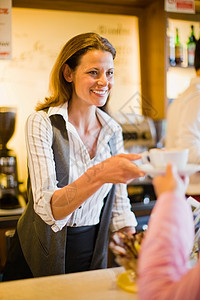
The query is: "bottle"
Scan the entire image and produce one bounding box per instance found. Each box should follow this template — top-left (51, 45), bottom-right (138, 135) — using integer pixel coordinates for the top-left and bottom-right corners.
top-left (168, 33), bottom-right (176, 66)
top-left (187, 25), bottom-right (196, 66)
top-left (175, 28), bottom-right (183, 65)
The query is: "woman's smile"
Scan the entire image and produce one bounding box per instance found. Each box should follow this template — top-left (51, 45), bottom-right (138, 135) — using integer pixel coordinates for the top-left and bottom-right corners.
top-left (90, 88), bottom-right (109, 96)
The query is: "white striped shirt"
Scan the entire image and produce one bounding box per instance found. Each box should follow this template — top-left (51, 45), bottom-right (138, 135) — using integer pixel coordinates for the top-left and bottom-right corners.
top-left (25, 102), bottom-right (137, 232)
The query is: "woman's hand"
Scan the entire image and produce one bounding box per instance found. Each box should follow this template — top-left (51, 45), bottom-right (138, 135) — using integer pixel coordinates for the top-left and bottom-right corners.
top-left (153, 163), bottom-right (189, 198)
top-left (88, 153), bottom-right (145, 185)
top-left (117, 226), bottom-right (136, 237)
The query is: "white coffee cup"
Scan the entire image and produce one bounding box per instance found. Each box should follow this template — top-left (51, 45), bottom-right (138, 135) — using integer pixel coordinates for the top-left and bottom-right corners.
top-left (142, 148), bottom-right (189, 170)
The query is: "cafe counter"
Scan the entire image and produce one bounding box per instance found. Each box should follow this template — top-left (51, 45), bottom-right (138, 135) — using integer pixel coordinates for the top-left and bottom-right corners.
top-left (0, 267), bottom-right (138, 300)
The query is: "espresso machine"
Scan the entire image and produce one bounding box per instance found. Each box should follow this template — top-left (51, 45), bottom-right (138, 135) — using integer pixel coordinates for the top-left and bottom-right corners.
top-left (0, 107), bottom-right (20, 209)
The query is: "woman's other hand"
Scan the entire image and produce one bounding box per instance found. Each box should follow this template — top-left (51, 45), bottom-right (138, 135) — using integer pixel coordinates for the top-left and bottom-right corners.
top-left (153, 163), bottom-right (189, 198)
top-left (118, 226), bottom-right (136, 237)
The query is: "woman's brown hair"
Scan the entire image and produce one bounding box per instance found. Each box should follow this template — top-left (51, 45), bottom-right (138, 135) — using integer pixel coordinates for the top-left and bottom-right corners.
top-left (35, 32), bottom-right (116, 111)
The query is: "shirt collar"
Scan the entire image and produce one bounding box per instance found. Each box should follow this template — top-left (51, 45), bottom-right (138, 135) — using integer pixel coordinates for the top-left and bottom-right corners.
top-left (48, 102), bottom-right (69, 123)
top-left (96, 108), bottom-right (120, 135)
top-left (47, 102), bottom-right (120, 136)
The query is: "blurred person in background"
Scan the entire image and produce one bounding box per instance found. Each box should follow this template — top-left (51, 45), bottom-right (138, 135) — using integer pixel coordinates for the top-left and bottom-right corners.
top-left (165, 39), bottom-right (200, 201)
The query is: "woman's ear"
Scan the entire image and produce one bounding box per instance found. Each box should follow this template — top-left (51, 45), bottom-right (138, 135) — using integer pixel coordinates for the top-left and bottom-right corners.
top-left (63, 64), bottom-right (73, 82)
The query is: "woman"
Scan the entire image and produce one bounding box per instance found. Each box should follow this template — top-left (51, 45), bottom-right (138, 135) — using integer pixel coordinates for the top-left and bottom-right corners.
top-left (3, 32), bottom-right (145, 280)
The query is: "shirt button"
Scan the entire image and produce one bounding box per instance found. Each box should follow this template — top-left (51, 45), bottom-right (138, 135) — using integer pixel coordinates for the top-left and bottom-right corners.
top-left (73, 223), bottom-right (77, 227)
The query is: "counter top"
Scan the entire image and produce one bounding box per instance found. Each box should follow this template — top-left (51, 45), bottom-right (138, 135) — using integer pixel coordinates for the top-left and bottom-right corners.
top-left (0, 267), bottom-right (138, 300)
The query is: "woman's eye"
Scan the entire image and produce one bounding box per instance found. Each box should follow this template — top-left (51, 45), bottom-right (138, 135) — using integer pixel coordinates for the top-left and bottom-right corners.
top-left (107, 71), bottom-right (114, 76)
top-left (89, 71), bottom-right (98, 75)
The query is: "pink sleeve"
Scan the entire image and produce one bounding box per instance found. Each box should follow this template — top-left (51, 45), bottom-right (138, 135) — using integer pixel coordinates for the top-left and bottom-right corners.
top-left (138, 191), bottom-right (200, 300)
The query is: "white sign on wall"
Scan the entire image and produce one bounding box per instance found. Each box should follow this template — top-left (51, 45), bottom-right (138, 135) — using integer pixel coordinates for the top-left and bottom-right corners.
top-left (0, 0), bottom-right (12, 59)
top-left (165, 0), bottom-right (195, 14)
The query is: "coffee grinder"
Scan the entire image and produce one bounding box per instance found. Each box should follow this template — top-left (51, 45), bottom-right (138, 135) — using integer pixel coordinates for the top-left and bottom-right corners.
top-left (0, 106), bottom-right (20, 209)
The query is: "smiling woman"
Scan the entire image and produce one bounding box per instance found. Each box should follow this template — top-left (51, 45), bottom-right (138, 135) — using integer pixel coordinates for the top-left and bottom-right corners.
top-left (2, 32), bottom-right (145, 281)
top-left (62, 50), bottom-right (114, 108)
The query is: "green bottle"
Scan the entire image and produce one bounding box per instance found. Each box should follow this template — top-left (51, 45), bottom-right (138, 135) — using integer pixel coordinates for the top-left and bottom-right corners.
top-left (187, 25), bottom-right (196, 66)
top-left (175, 28), bottom-right (183, 65)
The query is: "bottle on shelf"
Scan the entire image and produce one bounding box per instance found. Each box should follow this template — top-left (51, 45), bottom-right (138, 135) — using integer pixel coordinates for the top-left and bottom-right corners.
top-left (187, 25), bottom-right (196, 66)
top-left (175, 28), bottom-right (183, 66)
top-left (168, 32), bottom-right (176, 66)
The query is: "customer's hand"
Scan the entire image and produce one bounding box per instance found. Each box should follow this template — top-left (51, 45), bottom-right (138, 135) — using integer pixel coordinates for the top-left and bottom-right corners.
top-left (153, 163), bottom-right (189, 198)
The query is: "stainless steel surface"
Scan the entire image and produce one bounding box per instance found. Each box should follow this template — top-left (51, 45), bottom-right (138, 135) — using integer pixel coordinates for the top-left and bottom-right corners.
top-left (118, 114), bottom-right (157, 154)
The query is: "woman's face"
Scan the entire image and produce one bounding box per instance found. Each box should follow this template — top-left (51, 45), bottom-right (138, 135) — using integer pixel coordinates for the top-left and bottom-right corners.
top-left (64, 50), bottom-right (114, 107)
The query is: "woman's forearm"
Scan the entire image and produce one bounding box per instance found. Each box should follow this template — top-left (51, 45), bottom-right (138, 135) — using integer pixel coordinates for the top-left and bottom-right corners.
top-left (51, 166), bottom-right (104, 220)
top-left (51, 154), bottom-right (144, 220)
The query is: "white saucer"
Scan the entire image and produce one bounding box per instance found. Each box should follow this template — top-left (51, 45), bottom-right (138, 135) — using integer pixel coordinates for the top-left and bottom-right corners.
top-left (139, 164), bottom-right (200, 177)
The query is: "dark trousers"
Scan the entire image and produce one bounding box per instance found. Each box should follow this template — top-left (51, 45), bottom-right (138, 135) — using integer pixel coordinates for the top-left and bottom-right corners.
top-left (2, 224), bottom-right (99, 281)
top-left (65, 224), bottom-right (99, 273)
